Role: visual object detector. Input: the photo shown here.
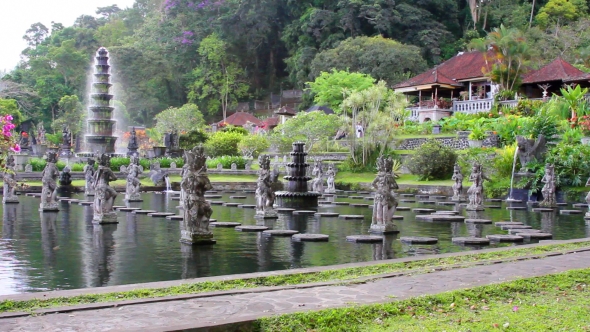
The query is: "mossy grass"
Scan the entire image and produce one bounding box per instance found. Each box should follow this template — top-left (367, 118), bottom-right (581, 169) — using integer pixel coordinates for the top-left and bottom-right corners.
top-left (257, 267), bottom-right (590, 332)
top-left (2, 241), bottom-right (590, 314)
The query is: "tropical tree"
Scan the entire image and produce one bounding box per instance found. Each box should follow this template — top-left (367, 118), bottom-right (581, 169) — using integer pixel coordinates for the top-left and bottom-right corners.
top-left (53, 95), bottom-right (84, 136)
top-left (559, 84), bottom-right (589, 120)
top-left (306, 70), bottom-right (375, 114)
top-left (272, 111), bottom-right (343, 152)
top-left (154, 103), bottom-right (205, 134)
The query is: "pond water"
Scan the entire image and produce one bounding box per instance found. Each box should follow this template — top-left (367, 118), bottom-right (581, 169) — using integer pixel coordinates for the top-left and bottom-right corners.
top-left (0, 191), bottom-right (588, 295)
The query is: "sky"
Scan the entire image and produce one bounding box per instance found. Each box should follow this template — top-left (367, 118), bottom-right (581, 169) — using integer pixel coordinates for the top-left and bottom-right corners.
top-left (0, 0), bottom-right (137, 72)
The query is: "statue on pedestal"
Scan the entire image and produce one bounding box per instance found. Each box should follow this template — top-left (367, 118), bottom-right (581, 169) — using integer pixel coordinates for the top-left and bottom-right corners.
top-left (451, 162), bottom-right (464, 201)
top-left (3, 155), bottom-right (19, 204)
top-left (125, 156), bottom-right (143, 202)
top-left (36, 123), bottom-right (46, 145)
top-left (19, 131), bottom-right (30, 153)
top-left (40, 152), bottom-right (59, 211)
top-left (540, 163), bottom-right (557, 208)
top-left (59, 166), bottom-right (73, 193)
top-left (466, 162), bottom-right (485, 211)
top-left (127, 127), bottom-right (139, 157)
top-left (93, 154), bottom-right (118, 224)
top-left (516, 135), bottom-right (546, 173)
top-left (270, 165), bottom-right (283, 192)
top-left (255, 155), bottom-right (277, 218)
top-left (325, 163), bottom-right (336, 193)
top-left (61, 126), bottom-right (73, 157)
top-left (370, 156), bottom-right (399, 234)
top-left (180, 145), bottom-right (215, 245)
top-left (311, 160), bottom-right (324, 193)
top-left (83, 159), bottom-right (96, 195)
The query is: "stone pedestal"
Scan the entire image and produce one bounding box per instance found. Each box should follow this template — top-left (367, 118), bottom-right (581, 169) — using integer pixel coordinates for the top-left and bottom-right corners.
top-left (180, 230), bottom-right (216, 245)
top-left (256, 209), bottom-right (278, 219)
top-left (93, 211), bottom-right (118, 224)
top-left (125, 196), bottom-right (143, 202)
top-left (465, 204), bottom-right (484, 211)
top-left (39, 202), bottom-right (59, 212)
top-left (369, 222), bottom-right (398, 234)
top-left (3, 196), bottom-right (19, 204)
top-left (13, 154), bottom-right (29, 172)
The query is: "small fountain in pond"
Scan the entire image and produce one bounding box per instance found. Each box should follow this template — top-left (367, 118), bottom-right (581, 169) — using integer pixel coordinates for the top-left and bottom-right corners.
top-left (180, 145), bottom-right (215, 245)
top-left (451, 162), bottom-right (464, 202)
top-left (325, 163), bottom-right (336, 194)
top-left (466, 162), bottom-right (485, 211)
top-left (3, 155), bottom-right (19, 204)
top-left (83, 158), bottom-right (96, 195)
top-left (507, 145), bottom-right (519, 201)
top-left (125, 156), bottom-right (143, 202)
top-left (370, 156), bottom-right (399, 234)
top-left (39, 152), bottom-right (60, 212)
top-left (127, 127), bottom-right (139, 157)
top-left (275, 142), bottom-right (320, 208)
top-left (507, 136), bottom-right (547, 202)
top-left (255, 155), bottom-right (278, 218)
top-left (540, 163), bottom-right (557, 208)
top-left (93, 154), bottom-right (118, 224)
top-left (85, 48), bottom-right (117, 154)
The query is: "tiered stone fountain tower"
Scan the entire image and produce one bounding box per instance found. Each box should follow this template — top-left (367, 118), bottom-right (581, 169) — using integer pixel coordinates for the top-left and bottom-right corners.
top-left (275, 142), bottom-right (320, 208)
top-left (85, 47), bottom-right (117, 154)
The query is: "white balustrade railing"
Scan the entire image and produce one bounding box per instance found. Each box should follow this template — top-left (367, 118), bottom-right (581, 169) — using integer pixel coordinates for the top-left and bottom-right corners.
top-left (406, 107), bottom-right (420, 121)
top-left (452, 98), bottom-right (494, 114)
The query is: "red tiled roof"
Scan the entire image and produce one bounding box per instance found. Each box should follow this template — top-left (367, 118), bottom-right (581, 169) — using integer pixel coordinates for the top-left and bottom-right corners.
top-left (217, 111), bottom-right (262, 127)
top-left (275, 106), bottom-right (297, 116)
top-left (522, 57), bottom-right (586, 84)
top-left (262, 116), bottom-right (280, 127)
top-left (393, 51), bottom-right (492, 89)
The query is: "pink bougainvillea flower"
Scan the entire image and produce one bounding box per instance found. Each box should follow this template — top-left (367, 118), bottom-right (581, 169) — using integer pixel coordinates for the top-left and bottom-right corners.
top-left (10, 144), bottom-right (20, 153)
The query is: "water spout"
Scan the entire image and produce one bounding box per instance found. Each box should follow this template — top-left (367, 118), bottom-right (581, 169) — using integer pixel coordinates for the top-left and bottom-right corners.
top-left (507, 145), bottom-right (519, 201)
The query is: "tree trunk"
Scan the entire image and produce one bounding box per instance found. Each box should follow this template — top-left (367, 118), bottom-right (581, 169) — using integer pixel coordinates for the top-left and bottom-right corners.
top-left (529, 0), bottom-right (536, 29)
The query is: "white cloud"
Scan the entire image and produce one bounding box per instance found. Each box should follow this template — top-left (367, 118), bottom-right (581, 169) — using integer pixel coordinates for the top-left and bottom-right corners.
top-left (0, 0), bottom-right (137, 71)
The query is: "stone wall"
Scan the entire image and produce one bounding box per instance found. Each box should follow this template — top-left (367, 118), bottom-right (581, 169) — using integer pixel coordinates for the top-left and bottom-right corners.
top-left (396, 133), bottom-right (499, 150)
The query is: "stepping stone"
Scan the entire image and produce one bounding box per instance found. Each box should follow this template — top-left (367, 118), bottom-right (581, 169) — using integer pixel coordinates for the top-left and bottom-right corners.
top-left (346, 235), bottom-right (382, 243)
top-left (363, 197), bottom-right (375, 201)
top-left (235, 225), bottom-right (269, 232)
top-left (413, 208), bottom-right (436, 213)
top-left (487, 199), bottom-right (503, 202)
top-left (560, 210), bottom-right (583, 215)
top-left (358, 191), bottom-right (370, 194)
top-left (78, 201), bottom-right (93, 206)
top-left (391, 215), bottom-right (404, 220)
top-left (148, 212), bottom-right (176, 217)
top-left (208, 191), bottom-right (219, 193)
top-left (556, 203), bottom-right (568, 206)
top-left (344, 191), bottom-right (357, 194)
top-left (416, 195), bottom-right (430, 199)
top-left (133, 210), bottom-right (157, 215)
top-left (486, 234), bottom-right (524, 242)
top-left (314, 212), bottom-right (339, 217)
top-left (292, 234), bottom-right (329, 242)
top-left (113, 205), bottom-right (127, 209)
top-left (67, 199), bottom-right (80, 204)
top-left (210, 201), bottom-right (224, 205)
top-left (322, 193), bottom-right (335, 197)
top-left (224, 191), bottom-right (237, 193)
top-left (171, 197), bottom-right (181, 201)
top-left (339, 215), bottom-right (364, 220)
top-left (452, 237), bottom-right (490, 245)
top-left (117, 207), bottom-right (141, 212)
top-left (432, 211), bottom-right (459, 215)
top-left (465, 219), bottom-right (492, 224)
top-left (238, 204), bottom-right (256, 209)
top-left (501, 224), bottom-right (533, 230)
top-left (419, 201), bottom-right (437, 205)
top-left (223, 203), bottom-right (241, 207)
top-left (532, 208), bottom-right (555, 212)
top-left (243, 190), bottom-right (255, 193)
top-left (505, 199), bottom-right (523, 203)
top-left (350, 203), bottom-right (369, 207)
top-left (333, 202), bottom-right (350, 206)
top-left (400, 194), bottom-right (415, 197)
top-left (229, 196), bottom-right (247, 199)
top-left (276, 208), bottom-right (295, 212)
top-left (400, 200), bottom-right (416, 203)
top-left (495, 221), bottom-right (524, 227)
top-left (166, 215), bottom-right (183, 220)
top-left (396, 207), bottom-right (411, 211)
top-left (573, 203), bottom-right (588, 208)
top-left (431, 195), bottom-right (447, 199)
top-left (293, 210), bottom-right (316, 215)
top-left (415, 215), bottom-right (465, 222)
top-left (508, 229), bottom-right (542, 235)
top-left (437, 202), bottom-right (456, 206)
top-left (485, 205), bottom-right (502, 209)
top-left (506, 206), bottom-right (527, 210)
top-left (204, 195), bottom-right (222, 198)
top-left (262, 229), bottom-right (299, 237)
top-left (515, 232), bottom-right (553, 239)
top-left (349, 196), bottom-right (364, 199)
top-left (210, 222), bottom-right (242, 227)
top-left (317, 200), bottom-right (330, 204)
top-left (400, 236), bottom-right (438, 244)
top-left (336, 195), bottom-right (348, 198)
top-left (527, 201), bottom-right (539, 206)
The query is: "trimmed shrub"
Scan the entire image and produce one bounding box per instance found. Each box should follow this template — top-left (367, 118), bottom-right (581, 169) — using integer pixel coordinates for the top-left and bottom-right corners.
top-left (407, 140), bottom-right (457, 180)
top-left (206, 156), bottom-right (247, 169)
top-left (179, 130), bottom-right (208, 150)
top-left (204, 131), bottom-right (244, 157)
top-left (71, 163), bottom-right (85, 172)
top-left (28, 158), bottom-right (46, 171)
top-left (110, 157), bottom-right (131, 170)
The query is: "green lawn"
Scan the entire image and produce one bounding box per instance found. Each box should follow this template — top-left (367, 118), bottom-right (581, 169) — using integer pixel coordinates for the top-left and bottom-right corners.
top-left (335, 172), bottom-right (462, 187)
top-left (258, 268), bottom-right (590, 331)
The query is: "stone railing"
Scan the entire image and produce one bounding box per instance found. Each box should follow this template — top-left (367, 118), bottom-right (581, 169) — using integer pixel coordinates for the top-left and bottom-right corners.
top-left (406, 108), bottom-right (420, 121)
top-left (452, 98), bottom-right (494, 113)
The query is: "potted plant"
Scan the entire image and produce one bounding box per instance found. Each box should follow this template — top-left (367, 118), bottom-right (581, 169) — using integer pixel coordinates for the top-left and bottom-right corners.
top-left (146, 128), bottom-right (166, 157)
top-left (467, 125), bottom-right (486, 148)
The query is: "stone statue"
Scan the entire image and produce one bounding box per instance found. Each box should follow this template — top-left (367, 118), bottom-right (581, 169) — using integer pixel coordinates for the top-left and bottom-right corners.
top-left (59, 166), bottom-right (72, 187)
top-left (540, 163), bottom-right (557, 208)
top-left (62, 126), bottom-right (71, 146)
top-left (36, 123), bottom-right (46, 145)
top-left (585, 176), bottom-right (590, 219)
top-left (171, 130), bottom-right (180, 150)
top-left (125, 156), bottom-right (143, 202)
top-left (84, 159), bottom-right (96, 195)
top-left (149, 162), bottom-right (168, 186)
top-left (325, 163), bottom-right (336, 194)
top-left (311, 159), bottom-right (324, 193)
top-left (451, 162), bottom-right (463, 201)
top-left (516, 135), bottom-right (547, 173)
top-left (255, 155), bottom-right (277, 218)
top-left (466, 162), bottom-right (484, 211)
top-left (180, 145), bottom-right (215, 245)
top-left (19, 132), bottom-right (29, 152)
top-left (127, 127), bottom-right (139, 157)
top-left (3, 155), bottom-right (19, 204)
top-left (370, 156), bottom-right (398, 234)
top-left (40, 152), bottom-right (60, 211)
top-left (93, 154), bottom-right (118, 224)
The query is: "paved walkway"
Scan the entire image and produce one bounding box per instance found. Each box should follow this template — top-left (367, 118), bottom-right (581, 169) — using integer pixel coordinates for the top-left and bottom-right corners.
top-left (2, 248), bottom-right (590, 332)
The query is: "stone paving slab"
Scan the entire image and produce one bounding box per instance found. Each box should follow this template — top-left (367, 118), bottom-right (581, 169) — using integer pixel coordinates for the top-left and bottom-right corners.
top-left (3, 250), bottom-right (590, 332)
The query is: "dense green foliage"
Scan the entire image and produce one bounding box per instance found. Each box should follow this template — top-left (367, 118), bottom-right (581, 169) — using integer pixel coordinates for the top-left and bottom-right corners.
top-left (204, 130), bottom-right (245, 157)
top-left (206, 155), bottom-right (247, 169)
top-left (179, 129), bottom-right (208, 150)
top-left (407, 140), bottom-right (457, 180)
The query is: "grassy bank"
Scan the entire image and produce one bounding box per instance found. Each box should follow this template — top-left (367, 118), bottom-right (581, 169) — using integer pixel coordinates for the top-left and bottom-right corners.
top-left (335, 172), bottom-right (461, 187)
top-left (1, 241), bottom-right (589, 313)
top-left (257, 267), bottom-right (590, 331)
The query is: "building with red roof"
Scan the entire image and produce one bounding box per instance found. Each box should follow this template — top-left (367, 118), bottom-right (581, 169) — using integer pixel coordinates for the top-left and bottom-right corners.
top-left (216, 111), bottom-right (263, 127)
